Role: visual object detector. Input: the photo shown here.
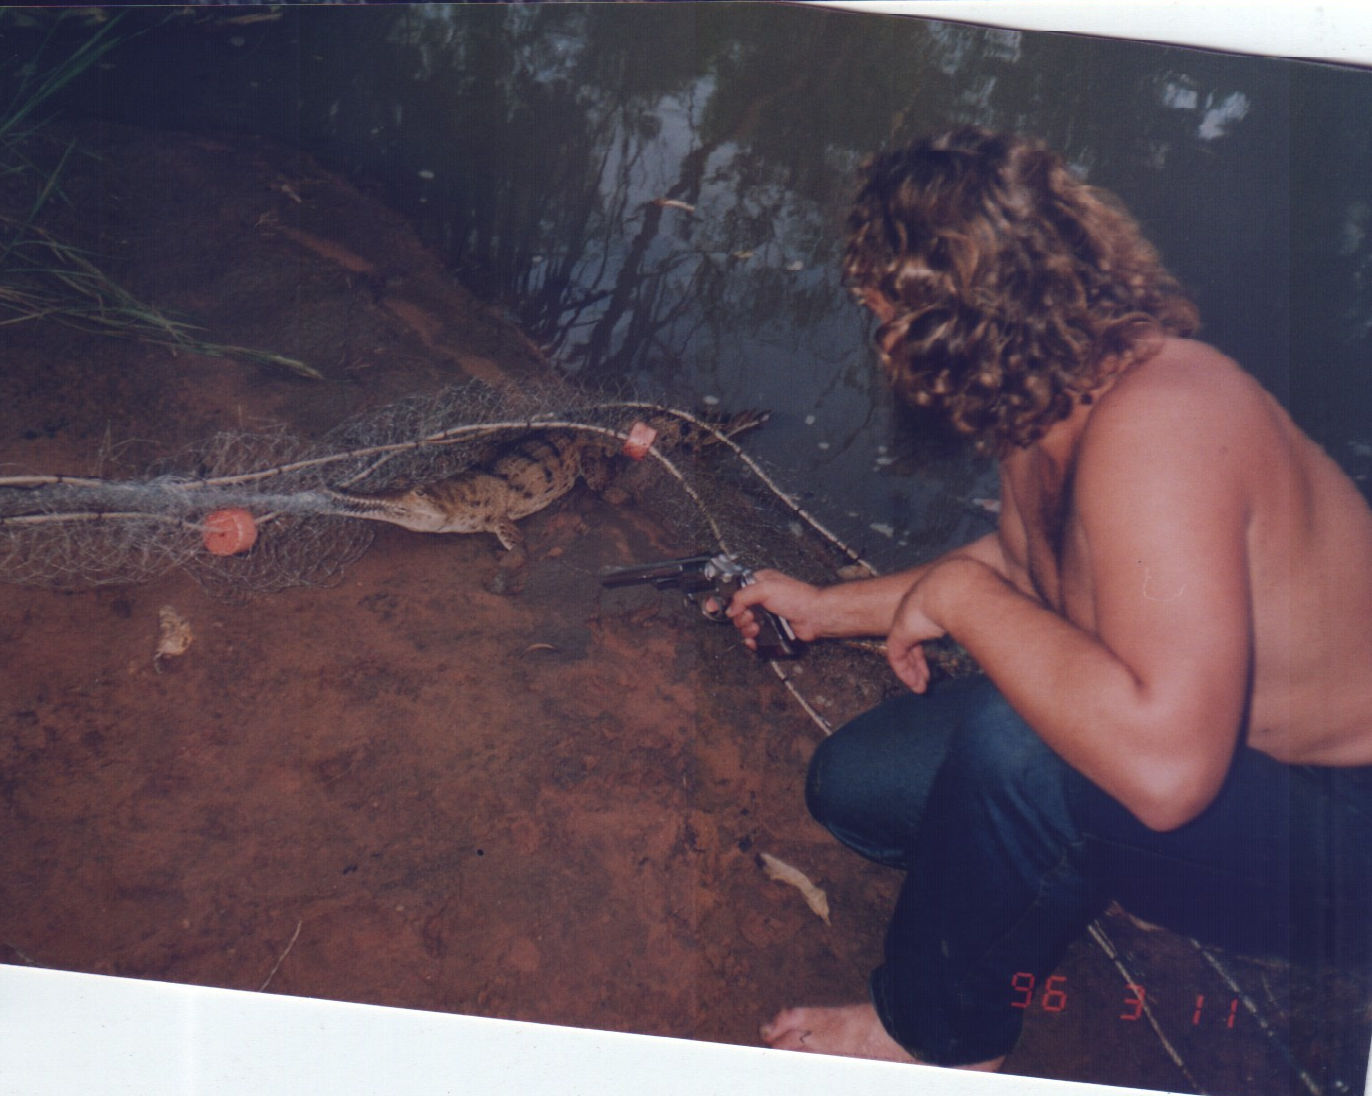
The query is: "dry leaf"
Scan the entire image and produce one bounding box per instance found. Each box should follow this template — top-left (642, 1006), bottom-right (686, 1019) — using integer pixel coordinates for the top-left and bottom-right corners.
top-left (758, 851), bottom-right (830, 924)
top-left (155, 605), bottom-right (193, 667)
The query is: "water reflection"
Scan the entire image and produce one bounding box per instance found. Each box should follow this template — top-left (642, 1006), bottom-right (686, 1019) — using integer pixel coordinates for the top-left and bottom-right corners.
top-left (25, 4), bottom-right (1372, 561)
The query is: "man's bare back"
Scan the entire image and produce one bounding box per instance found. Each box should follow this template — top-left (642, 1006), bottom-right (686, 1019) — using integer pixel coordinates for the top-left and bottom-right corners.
top-left (1001, 338), bottom-right (1372, 769)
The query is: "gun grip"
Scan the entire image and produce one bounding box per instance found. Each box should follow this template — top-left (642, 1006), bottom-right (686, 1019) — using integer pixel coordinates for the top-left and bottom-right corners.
top-left (752, 607), bottom-right (799, 660)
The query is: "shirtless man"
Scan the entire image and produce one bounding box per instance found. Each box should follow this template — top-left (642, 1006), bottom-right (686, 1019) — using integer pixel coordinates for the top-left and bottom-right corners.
top-left (728, 128), bottom-right (1372, 1070)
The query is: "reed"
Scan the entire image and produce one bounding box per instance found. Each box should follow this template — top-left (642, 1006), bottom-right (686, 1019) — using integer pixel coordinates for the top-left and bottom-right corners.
top-left (0, 11), bottom-right (319, 379)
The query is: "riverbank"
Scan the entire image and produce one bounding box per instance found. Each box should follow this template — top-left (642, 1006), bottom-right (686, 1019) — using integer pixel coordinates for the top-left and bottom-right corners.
top-left (0, 117), bottom-right (1361, 1094)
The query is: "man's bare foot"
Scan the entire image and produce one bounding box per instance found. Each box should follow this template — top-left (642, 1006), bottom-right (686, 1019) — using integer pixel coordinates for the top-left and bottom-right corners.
top-left (760, 1003), bottom-right (1004, 1071)
top-left (760, 1004), bottom-right (917, 1063)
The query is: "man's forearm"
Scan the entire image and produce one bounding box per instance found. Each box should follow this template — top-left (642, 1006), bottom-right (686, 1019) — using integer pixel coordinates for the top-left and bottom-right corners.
top-left (816, 531), bottom-right (1009, 639)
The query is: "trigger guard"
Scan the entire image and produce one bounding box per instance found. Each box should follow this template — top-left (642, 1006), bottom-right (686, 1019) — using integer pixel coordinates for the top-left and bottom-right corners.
top-left (694, 593), bottom-right (730, 623)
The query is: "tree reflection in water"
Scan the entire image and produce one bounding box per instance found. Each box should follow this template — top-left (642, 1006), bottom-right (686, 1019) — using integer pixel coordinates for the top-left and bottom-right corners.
top-left (22, 3), bottom-right (1372, 558)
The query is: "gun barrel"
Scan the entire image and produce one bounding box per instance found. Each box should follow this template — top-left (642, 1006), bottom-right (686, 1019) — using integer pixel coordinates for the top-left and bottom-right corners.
top-left (600, 552), bottom-right (799, 659)
top-left (599, 554), bottom-right (717, 590)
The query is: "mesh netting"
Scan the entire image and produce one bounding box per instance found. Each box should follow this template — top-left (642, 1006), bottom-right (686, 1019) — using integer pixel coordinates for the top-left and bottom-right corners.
top-left (1, 378), bottom-right (978, 724)
top-left (0, 379), bottom-right (866, 595)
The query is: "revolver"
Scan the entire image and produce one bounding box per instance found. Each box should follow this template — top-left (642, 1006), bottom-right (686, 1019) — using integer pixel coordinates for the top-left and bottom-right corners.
top-left (600, 553), bottom-right (799, 659)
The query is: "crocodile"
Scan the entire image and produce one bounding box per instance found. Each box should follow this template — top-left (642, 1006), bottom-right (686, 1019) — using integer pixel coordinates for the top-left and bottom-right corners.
top-left (324, 410), bottom-right (764, 551)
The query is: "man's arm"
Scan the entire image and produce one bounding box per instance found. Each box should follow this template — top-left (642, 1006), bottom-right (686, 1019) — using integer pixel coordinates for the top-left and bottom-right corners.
top-left (729, 530), bottom-right (1010, 644)
top-left (891, 357), bottom-right (1256, 831)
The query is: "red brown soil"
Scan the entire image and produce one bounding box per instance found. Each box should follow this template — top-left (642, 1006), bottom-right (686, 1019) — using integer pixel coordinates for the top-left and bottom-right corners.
top-left (0, 121), bottom-right (1356, 1093)
top-left (0, 119), bottom-right (910, 1055)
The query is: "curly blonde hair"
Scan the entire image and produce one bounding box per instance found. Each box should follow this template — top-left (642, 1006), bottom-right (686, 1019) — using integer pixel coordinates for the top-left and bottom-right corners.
top-left (843, 127), bottom-right (1200, 453)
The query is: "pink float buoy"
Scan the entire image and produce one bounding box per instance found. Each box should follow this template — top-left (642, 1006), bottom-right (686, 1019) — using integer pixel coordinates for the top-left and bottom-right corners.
top-left (201, 508), bottom-right (258, 556)
top-left (622, 421), bottom-right (658, 461)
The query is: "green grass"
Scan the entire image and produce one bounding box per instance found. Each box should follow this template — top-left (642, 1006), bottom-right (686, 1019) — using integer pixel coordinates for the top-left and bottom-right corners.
top-left (0, 9), bottom-right (320, 379)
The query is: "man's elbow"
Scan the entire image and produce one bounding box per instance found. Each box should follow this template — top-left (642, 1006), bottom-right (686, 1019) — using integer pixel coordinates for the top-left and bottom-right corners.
top-left (1120, 697), bottom-right (1240, 832)
top-left (1133, 800), bottom-right (1205, 834)
top-left (1126, 766), bottom-right (1224, 833)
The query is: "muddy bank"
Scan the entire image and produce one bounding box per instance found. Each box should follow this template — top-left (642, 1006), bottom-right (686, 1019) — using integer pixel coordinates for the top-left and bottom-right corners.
top-left (0, 118), bottom-right (910, 1051)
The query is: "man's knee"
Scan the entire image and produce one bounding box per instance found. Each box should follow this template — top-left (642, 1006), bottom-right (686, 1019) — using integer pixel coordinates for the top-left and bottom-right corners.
top-left (930, 690), bottom-right (1082, 859)
top-left (804, 679), bottom-right (1031, 827)
top-left (804, 718), bottom-right (880, 830)
top-left (803, 693), bottom-right (943, 866)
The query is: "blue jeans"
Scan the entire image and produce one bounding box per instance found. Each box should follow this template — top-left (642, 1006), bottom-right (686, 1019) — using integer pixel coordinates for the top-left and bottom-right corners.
top-left (806, 675), bottom-right (1372, 1066)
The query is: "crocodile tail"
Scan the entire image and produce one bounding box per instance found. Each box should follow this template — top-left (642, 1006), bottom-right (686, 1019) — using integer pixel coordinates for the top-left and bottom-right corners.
top-left (319, 487), bottom-right (408, 522)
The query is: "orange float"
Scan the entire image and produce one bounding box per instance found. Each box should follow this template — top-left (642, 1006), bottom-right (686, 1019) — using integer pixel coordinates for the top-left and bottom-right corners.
top-left (201, 508), bottom-right (258, 556)
top-left (621, 421), bottom-right (658, 461)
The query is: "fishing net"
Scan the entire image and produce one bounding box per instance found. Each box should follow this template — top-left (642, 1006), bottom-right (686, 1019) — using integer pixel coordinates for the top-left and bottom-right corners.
top-left (0, 379), bottom-right (858, 596)
top-left (0, 378), bottom-right (974, 720)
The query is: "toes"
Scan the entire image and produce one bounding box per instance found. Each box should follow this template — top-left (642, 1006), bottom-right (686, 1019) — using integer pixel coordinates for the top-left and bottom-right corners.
top-left (760, 1008), bottom-right (811, 1050)
top-left (772, 1029), bottom-right (813, 1052)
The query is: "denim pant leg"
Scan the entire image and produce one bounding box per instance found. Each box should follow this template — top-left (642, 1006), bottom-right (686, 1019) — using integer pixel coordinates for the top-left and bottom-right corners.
top-left (865, 679), bottom-right (1106, 1065)
top-left (1074, 750), bottom-right (1372, 967)
top-left (805, 675), bottom-right (982, 870)
top-left (812, 676), bottom-right (1372, 1066)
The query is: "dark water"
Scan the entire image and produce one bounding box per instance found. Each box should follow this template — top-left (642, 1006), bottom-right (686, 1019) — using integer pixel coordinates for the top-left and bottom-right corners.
top-left (14, 4), bottom-right (1372, 568)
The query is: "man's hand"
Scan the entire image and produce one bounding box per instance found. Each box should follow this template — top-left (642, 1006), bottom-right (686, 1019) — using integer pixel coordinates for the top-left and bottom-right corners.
top-left (726, 570), bottom-right (825, 650)
top-left (887, 557), bottom-right (1002, 692)
top-left (727, 552), bottom-right (1002, 664)
top-left (885, 563), bottom-right (951, 693)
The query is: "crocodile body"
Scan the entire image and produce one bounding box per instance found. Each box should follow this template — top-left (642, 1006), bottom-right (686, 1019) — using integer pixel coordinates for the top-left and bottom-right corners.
top-left (325, 412), bottom-right (761, 550)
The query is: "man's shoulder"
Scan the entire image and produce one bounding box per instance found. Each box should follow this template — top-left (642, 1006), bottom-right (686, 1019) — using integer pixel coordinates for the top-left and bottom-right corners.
top-left (1074, 338), bottom-right (1279, 506)
top-left (1088, 338), bottom-right (1269, 446)
top-left (1108, 337), bottom-right (1252, 400)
